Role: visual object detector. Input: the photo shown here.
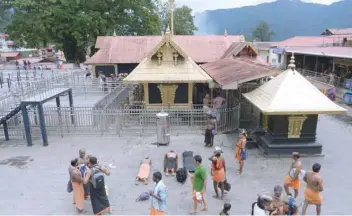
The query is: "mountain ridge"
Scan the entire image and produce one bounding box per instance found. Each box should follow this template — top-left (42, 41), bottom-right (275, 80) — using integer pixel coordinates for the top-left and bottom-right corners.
top-left (194, 0), bottom-right (352, 41)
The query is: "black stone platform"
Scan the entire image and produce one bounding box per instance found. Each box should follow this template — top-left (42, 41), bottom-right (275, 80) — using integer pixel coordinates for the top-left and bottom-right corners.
top-left (256, 134), bottom-right (322, 155)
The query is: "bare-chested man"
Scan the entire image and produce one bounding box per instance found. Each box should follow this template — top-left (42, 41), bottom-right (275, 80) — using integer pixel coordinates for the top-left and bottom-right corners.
top-left (284, 152), bottom-right (302, 198)
top-left (302, 163), bottom-right (323, 215)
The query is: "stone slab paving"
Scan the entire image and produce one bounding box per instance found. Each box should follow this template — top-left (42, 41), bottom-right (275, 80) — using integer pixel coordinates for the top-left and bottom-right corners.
top-left (0, 114), bottom-right (351, 215)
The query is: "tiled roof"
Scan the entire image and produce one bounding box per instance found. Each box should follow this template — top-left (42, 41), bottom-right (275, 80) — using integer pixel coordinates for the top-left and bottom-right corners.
top-left (0, 33), bottom-right (8, 38)
top-left (86, 35), bottom-right (245, 64)
top-left (327, 28), bottom-right (352, 35)
top-left (200, 57), bottom-right (279, 87)
top-left (285, 46), bottom-right (352, 59)
top-left (221, 42), bottom-right (258, 59)
top-left (0, 52), bottom-right (19, 57)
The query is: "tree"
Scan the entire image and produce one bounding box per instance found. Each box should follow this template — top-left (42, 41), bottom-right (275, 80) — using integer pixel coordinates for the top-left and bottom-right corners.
top-left (157, 1), bottom-right (197, 35)
top-left (252, 21), bottom-right (275, 42)
top-left (0, 0), bottom-right (12, 32)
top-left (5, 0), bottom-right (162, 63)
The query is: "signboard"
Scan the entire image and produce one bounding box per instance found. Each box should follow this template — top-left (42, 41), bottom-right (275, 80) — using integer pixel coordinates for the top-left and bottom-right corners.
top-left (272, 48), bottom-right (285, 54)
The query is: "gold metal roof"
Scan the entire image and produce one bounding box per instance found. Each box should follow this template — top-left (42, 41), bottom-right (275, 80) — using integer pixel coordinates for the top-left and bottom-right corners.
top-left (123, 57), bottom-right (212, 83)
top-left (243, 55), bottom-right (346, 115)
top-left (124, 28), bottom-right (212, 83)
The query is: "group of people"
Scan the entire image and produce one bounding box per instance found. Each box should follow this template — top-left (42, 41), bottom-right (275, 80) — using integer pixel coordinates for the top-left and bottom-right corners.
top-left (251, 152), bottom-right (324, 216)
top-left (97, 72), bottom-right (127, 92)
top-left (68, 149), bottom-right (111, 215)
top-left (67, 144), bottom-right (323, 216)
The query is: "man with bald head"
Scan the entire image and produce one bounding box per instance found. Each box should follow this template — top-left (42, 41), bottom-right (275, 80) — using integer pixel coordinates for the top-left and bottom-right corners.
top-left (284, 152), bottom-right (302, 198)
top-left (302, 163), bottom-right (323, 215)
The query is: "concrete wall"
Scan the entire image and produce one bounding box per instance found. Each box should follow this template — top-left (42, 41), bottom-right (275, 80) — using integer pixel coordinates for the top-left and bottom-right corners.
top-left (269, 48), bottom-right (287, 70)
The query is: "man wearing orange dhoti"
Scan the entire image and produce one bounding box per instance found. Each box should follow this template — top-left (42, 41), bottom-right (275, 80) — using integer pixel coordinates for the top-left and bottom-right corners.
top-left (211, 151), bottom-right (226, 200)
top-left (284, 152), bottom-right (302, 198)
top-left (302, 163), bottom-right (323, 215)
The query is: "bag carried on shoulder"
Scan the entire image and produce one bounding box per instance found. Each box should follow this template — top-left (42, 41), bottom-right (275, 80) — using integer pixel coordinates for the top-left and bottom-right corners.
top-left (67, 180), bottom-right (73, 193)
top-left (90, 167), bottom-right (105, 189)
top-left (240, 148), bottom-right (248, 160)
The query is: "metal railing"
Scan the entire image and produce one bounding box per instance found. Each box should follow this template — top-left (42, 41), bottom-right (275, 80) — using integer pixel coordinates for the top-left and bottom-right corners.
top-left (298, 69), bottom-right (343, 87)
top-left (2, 105), bottom-right (240, 138)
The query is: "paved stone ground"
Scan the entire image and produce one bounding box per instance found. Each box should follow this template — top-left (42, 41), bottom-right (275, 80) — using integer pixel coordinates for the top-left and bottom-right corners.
top-left (0, 114), bottom-right (351, 215)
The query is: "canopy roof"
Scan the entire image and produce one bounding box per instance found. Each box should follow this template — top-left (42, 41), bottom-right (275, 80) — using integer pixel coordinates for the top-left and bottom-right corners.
top-left (123, 27), bottom-right (212, 83)
top-left (243, 55), bottom-right (346, 115)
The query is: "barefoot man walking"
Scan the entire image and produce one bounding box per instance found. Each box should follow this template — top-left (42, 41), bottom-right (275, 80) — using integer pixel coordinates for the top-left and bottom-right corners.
top-left (302, 163), bottom-right (323, 215)
top-left (284, 152), bottom-right (302, 198)
top-left (189, 155), bottom-right (208, 214)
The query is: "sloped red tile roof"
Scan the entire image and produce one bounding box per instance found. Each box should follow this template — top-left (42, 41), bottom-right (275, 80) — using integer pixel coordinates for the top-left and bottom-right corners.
top-left (0, 33), bottom-right (8, 38)
top-left (86, 35), bottom-right (245, 64)
top-left (0, 52), bottom-right (19, 57)
top-left (200, 57), bottom-right (279, 86)
top-left (327, 28), bottom-right (352, 35)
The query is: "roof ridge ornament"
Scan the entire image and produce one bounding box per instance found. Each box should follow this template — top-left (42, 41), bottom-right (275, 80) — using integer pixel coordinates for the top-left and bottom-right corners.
top-left (224, 28), bottom-right (228, 37)
top-left (288, 52), bottom-right (296, 73)
top-left (113, 29), bottom-right (116, 37)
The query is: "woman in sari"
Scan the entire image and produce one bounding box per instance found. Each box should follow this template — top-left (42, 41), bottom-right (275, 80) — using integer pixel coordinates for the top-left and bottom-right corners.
top-left (211, 152), bottom-right (226, 199)
top-left (234, 130), bottom-right (247, 175)
top-left (84, 156), bottom-right (111, 215)
top-left (69, 158), bottom-right (85, 213)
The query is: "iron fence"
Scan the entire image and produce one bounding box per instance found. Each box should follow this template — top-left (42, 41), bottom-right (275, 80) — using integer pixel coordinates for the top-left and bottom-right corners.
top-left (2, 105), bottom-right (240, 138)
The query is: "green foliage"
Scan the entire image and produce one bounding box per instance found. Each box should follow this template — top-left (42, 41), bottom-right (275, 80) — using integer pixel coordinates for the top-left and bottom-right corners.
top-left (0, 0), bottom-right (12, 32)
top-left (157, 1), bottom-right (197, 35)
top-left (5, 0), bottom-right (162, 63)
top-left (252, 21), bottom-right (275, 42)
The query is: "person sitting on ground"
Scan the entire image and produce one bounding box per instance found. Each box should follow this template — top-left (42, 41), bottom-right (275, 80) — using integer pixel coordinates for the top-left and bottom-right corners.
top-left (219, 202), bottom-right (231, 215)
top-left (135, 157), bottom-right (152, 185)
top-left (163, 150), bottom-right (178, 176)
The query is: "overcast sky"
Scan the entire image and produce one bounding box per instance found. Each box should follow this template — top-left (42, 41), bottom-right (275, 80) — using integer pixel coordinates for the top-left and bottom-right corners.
top-left (174, 0), bottom-right (343, 13)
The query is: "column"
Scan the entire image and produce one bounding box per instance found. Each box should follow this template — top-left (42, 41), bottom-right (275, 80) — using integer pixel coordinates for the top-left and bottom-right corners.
top-left (188, 83), bottom-right (193, 107)
top-left (68, 89), bottom-right (75, 124)
top-left (3, 121), bottom-right (9, 141)
top-left (56, 97), bottom-right (61, 118)
top-left (315, 56), bottom-right (318, 72)
top-left (21, 103), bottom-right (32, 146)
top-left (303, 55), bottom-right (306, 70)
top-left (37, 103), bottom-right (48, 146)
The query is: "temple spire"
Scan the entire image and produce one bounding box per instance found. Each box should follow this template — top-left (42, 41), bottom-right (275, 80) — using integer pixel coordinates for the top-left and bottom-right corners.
top-left (169, 0), bottom-right (175, 35)
top-left (224, 28), bottom-right (228, 37)
top-left (288, 53), bottom-right (296, 72)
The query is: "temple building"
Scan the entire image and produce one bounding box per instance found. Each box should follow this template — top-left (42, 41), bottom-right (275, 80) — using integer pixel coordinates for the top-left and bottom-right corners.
top-left (243, 55), bottom-right (346, 155)
top-left (123, 26), bottom-right (212, 108)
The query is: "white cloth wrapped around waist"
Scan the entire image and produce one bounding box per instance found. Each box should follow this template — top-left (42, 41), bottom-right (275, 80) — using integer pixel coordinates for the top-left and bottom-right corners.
top-left (289, 168), bottom-right (306, 180)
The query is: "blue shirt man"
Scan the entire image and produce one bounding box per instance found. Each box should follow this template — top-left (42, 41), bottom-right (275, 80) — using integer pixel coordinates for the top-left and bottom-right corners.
top-left (149, 172), bottom-right (167, 215)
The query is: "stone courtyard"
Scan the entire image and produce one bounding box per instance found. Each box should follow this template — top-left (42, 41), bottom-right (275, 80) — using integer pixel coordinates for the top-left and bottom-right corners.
top-left (0, 114), bottom-right (351, 215)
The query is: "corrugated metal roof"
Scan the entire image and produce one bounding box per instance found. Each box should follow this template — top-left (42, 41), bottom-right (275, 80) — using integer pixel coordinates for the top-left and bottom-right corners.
top-left (285, 46), bottom-right (352, 59)
top-left (243, 59), bottom-right (346, 115)
top-left (201, 57), bottom-right (279, 87)
top-left (87, 35), bottom-right (245, 64)
top-left (278, 36), bottom-right (343, 47)
top-left (327, 28), bottom-right (352, 35)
